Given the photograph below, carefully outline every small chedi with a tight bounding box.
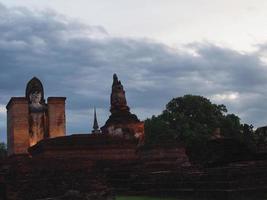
[101,74,144,142]
[6,77,66,155]
[92,107,101,134]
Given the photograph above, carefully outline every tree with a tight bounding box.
[163,95,228,139]
[221,114,241,137]
[144,95,245,162]
[144,115,177,146]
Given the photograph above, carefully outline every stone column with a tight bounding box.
[47,97,66,138]
[6,97,29,156]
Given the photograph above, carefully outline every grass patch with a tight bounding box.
[117,196,177,200]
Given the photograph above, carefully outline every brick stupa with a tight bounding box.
[101,74,144,142]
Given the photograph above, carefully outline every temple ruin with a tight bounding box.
[6,77,66,155]
[6,74,144,156]
[2,74,267,200]
[101,74,144,142]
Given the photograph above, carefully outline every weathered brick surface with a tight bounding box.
[3,135,140,200]
[6,96,66,156]
[6,98,29,156]
[3,135,267,199]
[28,134,139,161]
[47,97,66,138]
[4,155,112,200]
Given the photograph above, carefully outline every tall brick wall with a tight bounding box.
[47,97,66,138]
[6,96,66,156]
[6,98,29,156]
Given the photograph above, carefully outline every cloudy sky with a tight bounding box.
[1,0,267,142]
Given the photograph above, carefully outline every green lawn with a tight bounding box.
[117,196,177,200]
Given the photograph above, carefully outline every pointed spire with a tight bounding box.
[110,73,129,113]
[92,107,101,133]
[112,73,119,86]
[93,107,99,130]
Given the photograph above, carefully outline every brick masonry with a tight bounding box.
[47,97,66,138]
[6,96,66,156]
[6,98,29,155]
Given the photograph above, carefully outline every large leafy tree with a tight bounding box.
[144,95,245,160]
[145,115,177,145]
[162,95,228,141]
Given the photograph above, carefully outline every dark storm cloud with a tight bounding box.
[0,3,267,142]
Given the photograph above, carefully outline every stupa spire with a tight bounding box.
[100,74,144,144]
[92,107,101,133]
[110,73,129,114]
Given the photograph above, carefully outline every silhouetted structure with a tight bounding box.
[92,107,101,134]
[101,74,144,143]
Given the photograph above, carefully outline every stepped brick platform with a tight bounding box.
[102,160,267,199]
[3,155,113,200]
[93,143,267,199]
[28,134,139,161]
[1,135,190,200]
[3,134,140,200]
[2,135,267,199]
